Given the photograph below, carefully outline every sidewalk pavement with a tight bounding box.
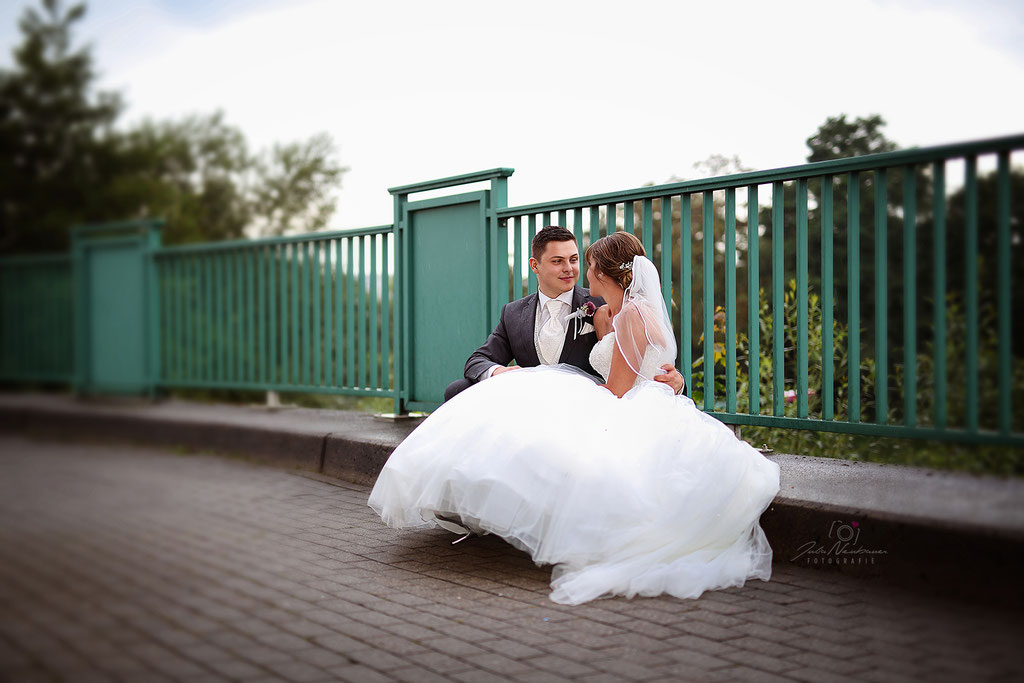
[2,391,1022,610]
[1,434,1021,683]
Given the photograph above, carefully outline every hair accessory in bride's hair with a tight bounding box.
[619,262,632,271]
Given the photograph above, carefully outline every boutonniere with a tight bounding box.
[567,301,598,340]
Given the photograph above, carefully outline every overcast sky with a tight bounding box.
[2,0,1022,229]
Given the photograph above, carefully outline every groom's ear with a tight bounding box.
[529,257,539,273]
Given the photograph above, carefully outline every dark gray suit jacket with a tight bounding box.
[464,286,605,382]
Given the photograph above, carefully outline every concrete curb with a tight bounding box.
[2,392,1021,608]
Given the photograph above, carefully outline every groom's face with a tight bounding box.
[530,239,580,297]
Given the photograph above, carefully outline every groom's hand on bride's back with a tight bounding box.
[655,364,685,395]
[492,366,521,376]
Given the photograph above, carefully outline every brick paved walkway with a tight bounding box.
[0,435,1020,683]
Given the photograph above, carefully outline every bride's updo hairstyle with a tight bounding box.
[585,232,646,290]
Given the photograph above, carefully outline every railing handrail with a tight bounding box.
[71,218,165,235]
[153,225,394,257]
[498,133,1024,217]
[0,253,72,266]
[388,168,514,196]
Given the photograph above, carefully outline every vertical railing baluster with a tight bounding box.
[346,238,355,388]
[216,252,226,385]
[247,248,255,384]
[233,251,240,383]
[257,247,266,387]
[875,169,888,424]
[358,236,367,388]
[335,239,344,387]
[681,195,692,394]
[796,178,809,419]
[558,210,567,228]
[300,241,311,386]
[197,255,205,382]
[604,203,615,237]
[231,250,239,383]
[821,176,834,420]
[933,162,946,430]
[268,246,277,386]
[370,235,379,390]
[323,241,334,386]
[184,257,193,382]
[624,200,634,236]
[382,234,391,391]
[158,260,168,382]
[747,185,760,415]
[996,151,1011,434]
[588,207,599,284]
[573,208,584,287]
[660,196,672,322]
[527,215,538,293]
[965,156,979,432]
[171,258,181,382]
[291,242,300,386]
[902,165,917,427]
[848,172,861,423]
[702,190,714,411]
[313,240,322,386]
[725,188,737,413]
[513,217,523,299]
[642,198,653,256]
[772,181,784,417]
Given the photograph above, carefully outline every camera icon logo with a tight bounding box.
[828,520,860,544]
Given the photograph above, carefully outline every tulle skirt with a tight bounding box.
[367,365,781,605]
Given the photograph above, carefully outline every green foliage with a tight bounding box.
[0,0,121,252]
[689,278,1024,476]
[806,114,899,162]
[0,0,347,254]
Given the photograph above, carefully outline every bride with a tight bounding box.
[368,232,781,606]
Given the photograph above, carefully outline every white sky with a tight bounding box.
[2,0,1022,230]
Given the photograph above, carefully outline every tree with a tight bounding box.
[102,113,253,244]
[806,114,898,162]
[251,133,347,237]
[0,0,121,252]
[0,0,347,254]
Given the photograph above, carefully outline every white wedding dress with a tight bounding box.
[368,258,781,606]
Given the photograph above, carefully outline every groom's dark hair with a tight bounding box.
[532,225,577,261]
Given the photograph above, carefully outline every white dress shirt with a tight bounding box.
[485,289,574,378]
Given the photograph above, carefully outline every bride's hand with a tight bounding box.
[492,366,521,376]
[593,304,613,339]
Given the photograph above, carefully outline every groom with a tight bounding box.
[444,226,685,401]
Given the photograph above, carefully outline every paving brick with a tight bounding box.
[327,664,395,683]
[1,436,1021,683]
[389,665,453,683]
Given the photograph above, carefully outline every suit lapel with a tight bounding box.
[557,287,586,363]
[518,293,541,367]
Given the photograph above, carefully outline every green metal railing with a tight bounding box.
[496,134,1024,446]
[153,226,394,397]
[0,254,74,382]
[1,134,1020,447]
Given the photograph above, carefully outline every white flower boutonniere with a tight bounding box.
[568,301,598,340]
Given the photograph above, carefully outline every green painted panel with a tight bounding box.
[87,244,147,392]
[406,193,488,406]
